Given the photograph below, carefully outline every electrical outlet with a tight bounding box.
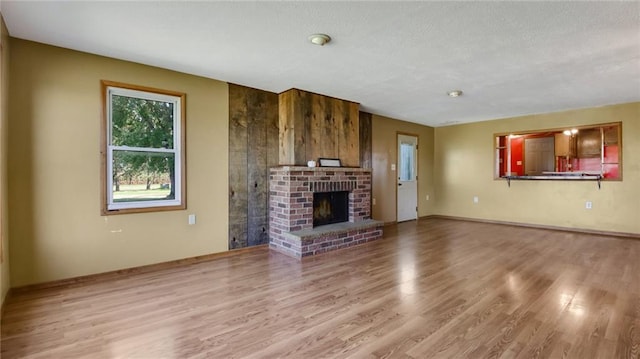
[426,195,430,201]
[372,198,376,206]
[473,196,479,204]
[188,214,196,225]
[585,201,592,209]
[391,164,396,171]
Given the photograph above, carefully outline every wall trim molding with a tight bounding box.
[10,245,269,294]
[422,215,640,239]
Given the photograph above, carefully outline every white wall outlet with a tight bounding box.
[585,201,592,209]
[188,214,196,225]
[391,164,396,171]
[372,198,376,206]
[473,196,479,204]
[426,195,430,201]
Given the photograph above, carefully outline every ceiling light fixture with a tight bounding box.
[447,90,463,98]
[308,33,331,46]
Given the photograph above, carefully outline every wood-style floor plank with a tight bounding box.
[2,218,640,358]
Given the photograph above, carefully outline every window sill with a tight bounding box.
[102,204,186,216]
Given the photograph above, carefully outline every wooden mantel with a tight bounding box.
[278,89,360,167]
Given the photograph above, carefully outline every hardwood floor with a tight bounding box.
[2,218,639,358]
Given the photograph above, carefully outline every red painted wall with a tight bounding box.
[604,145,619,178]
[510,137,524,176]
[570,145,619,179]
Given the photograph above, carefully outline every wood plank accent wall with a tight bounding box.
[228,84,279,249]
[279,89,360,167]
[359,112,373,169]
[230,86,371,249]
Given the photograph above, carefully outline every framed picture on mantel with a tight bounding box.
[318,158,341,167]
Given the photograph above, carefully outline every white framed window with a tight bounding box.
[101,81,186,215]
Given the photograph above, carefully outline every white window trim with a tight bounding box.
[102,81,186,214]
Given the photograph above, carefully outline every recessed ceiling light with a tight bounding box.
[308,34,331,46]
[447,90,463,98]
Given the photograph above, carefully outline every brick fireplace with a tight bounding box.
[269,166,383,258]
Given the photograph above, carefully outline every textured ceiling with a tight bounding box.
[2,1,639,127]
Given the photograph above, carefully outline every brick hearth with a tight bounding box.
[269,166,383,258]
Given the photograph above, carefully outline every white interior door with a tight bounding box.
[397,134,418,222]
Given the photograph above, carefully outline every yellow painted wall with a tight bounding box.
[5,37,638,291]
[8,39,229,287]
[371,114,435,223]
[1,15,10,306]
[433,102,640,235]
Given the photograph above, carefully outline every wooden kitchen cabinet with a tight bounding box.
[577,128,601,158]
[554,133,571,157]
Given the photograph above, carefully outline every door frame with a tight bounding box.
[396,131,419,223]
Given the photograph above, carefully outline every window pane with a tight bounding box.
[112,150,175,203]
[400,143,414,181]
[111,95,174,149]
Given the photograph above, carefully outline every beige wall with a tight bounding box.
[5,38,638,291]
[8,39,229,287]
[1,15,10,307]
[433,102,640,235]
[371,114,435,223]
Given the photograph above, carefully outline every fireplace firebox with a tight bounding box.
[313,191,349,227]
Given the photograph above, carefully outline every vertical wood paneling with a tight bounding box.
[296,91,309,165]
[298,90,311,164]
[330,97,343,162]
[266,92,280,168]
[278,90,295,165]
[349,103,361,166]
[336,100,348,165]
[229,84,278,248]
[236,86,368,249]
[228,84,249,249]
[339,101,359,167]
[305,92,317,163]
[308,92,338,163]
[359,112,373,169]
[279,89,309,165]
[279,88,360,166]
[246,91,268,246]
[265,90,280,245]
